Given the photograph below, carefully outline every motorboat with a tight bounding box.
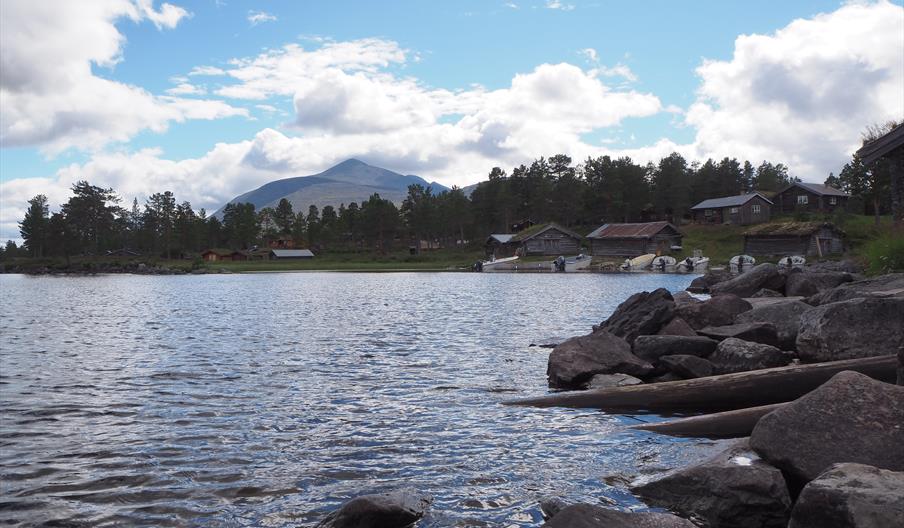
[730,255,756,274]
[677,256,710,273]
[474,255,519,272]
[620,253,656,272]
[651,255,677,273]
[777,255,806,270]
[552,254,593,272]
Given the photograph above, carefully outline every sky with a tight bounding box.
[1,0,903,242]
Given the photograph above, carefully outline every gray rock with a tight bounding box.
[710,263,786,298]
[750,371,904,484]
[898,347,904,386]
[789,463,904,528]
[699,322,780,347]
[672,291,701,307]
[807,259,865,274]
[597,288,676,344]
[785,270,854,298]
[709,338,791,374]
[656,317,698,337]
[677,294,753,330]
[648,372,683,383]
[735,300,812,350]
[543,503,695,527]
[632,335,719,362]
[538,497,568,520]
[660,354,714,379]
[633,439,791,528]
[807,273,904,305]
[316,489,432,528]
[586,373,644,389]
[796,297,904,362]
[687,275,709,293]
[547,332,653,389]
[687,269,732,293]
[752,288,783,298]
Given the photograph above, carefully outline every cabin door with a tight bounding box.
[544,239,560,253]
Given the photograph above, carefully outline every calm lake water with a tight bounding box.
[0,272,723,527]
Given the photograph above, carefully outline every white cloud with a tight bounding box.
[545,1,575,11]
[166,82,207,96]
[505,2,519,9]
[247,10,276,26]
[0,0,246,154]
[189,66,227,76]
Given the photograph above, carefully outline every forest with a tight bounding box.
[6,149,891,260]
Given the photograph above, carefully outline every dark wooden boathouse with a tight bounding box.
[691,193,772,225]
[586,222,683,258]
[511,223,583,256]
[743,222,844,257]
[774,182,849,214]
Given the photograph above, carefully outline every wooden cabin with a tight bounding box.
[485,234,518,258]
[691,193,772,225]
[586,222,683,257]
[201,249,247,262]
[268,238,295,249]
[775,182,849,214]
[511,223,583,256]
[743,222,844,257]
[857,123,904,226]
[269,249,314,260]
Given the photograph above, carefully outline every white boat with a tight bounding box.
[552,254,593,272]
[651,255,677,273]
[620,253,656,272]
[677,256,710,273]
[475,255,519,272]
[778,255,806,270]
[730,255,756,274]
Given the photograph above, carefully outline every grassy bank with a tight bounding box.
[210,248,484,272]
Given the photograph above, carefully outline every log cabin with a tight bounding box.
[743,222,844,257]
[774,182,849,214]
[690,193,772,225]
[485,234,517,258]
[511,223,583,256]
[201,249,248,262]
[586,222,683,258]
[856,123,904,226]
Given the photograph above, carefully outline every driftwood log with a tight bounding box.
[631,403,786,439]
[503,355,897,413]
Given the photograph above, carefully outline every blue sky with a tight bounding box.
[1,0,903,241]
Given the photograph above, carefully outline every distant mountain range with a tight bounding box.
[215,159,450,216]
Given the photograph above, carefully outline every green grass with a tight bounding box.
[677,224,747,265]
[206,248,485,272]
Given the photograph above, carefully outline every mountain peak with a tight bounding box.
[333,158,369,169]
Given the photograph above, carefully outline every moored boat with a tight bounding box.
[552,254,593,272]
[677,256,710,273]
[474,255,519,272]
[650,255,677,273]
[777,255,806,270]
[729,255,756,274]
[620,253,656,272]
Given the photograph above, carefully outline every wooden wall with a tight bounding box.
[744,230,843,256]
[776,187,848,214]
[522,228,581,255]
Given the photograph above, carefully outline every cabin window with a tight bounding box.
[797,195,808,205]
[729,207,739,214]
[829,196,837,205]
[752,204,761,214]
[704,209,714,217]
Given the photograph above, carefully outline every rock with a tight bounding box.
[735,300,812,350]
[789,463,904,528]
[752,288,783,298]
[709,338,791,374]
[898,347,904,386]
[597,288,675,344]
[538,497,568,520]
[687,269,732,293]
[315,489,432,528]
[796,297,904,362]
[686,275,709,293]
[698,323,780,347]
[586,373,644,389]
[676,294,753,330]
[785,271,854,298]
[633,439,791,528]
[808,273,904,305]
[656,317,697,337]
[543,503,695,528]
[672,291,701,307]
[632,335,719,363]
[750,371,904,484]
[547,332,653,389]
[648,372,683,383]
[710,263,786,298]
[659,354,714,379]
[807,259,864,274]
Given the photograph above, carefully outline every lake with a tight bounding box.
[0,272,723,527]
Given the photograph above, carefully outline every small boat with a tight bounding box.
[651,255,677,273]
[777,255,806,270]
[677,256,710,273]
[730,255,756,274]
[620,253,656,272]
[474,255,519,272]
[552,254,593,272]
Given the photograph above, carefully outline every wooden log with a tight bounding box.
[631,403,786,439]
[503,355,897,413]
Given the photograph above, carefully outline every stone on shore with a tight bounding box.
[672,291,700,307]
[315,489,432,528]
[734,300,811,350]
[538,497,568,520]
[710,263,785,298]
[789,463,904,528]
[807,273,904,305]
[659,354,714,379]
[796,297,904,362]
[784,270,854,298]
[676,294,753,330]
[543,503,695,528]
[632,335,718,363]
[586,373,643,389]
[750,371,904,484]
[698,322,780,348]
[596,288,675,344]
[547,332,653,389]
[806,259,864,274]
[708,338,791,374]
[656,317,697,337]
[686,269,731,294]
[752,288,783,298]
[633,439,791,528]
[898,347,904,386]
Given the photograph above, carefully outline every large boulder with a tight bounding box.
[686,269,731,294]
[710,263,785,298]
[543,503,695,528]
[784,270,854,298]
[789,463,904,528]
[750,371,904,484]
[632,335,718,362]
[633,439,791,528]
[807,273,904,305]
[898,347,904,386]
[676,294,753,330]
[656,317,697,337]
[586,372,643,389]
[807,259,864,274]
[735,300,812,350]
[752,288,784,298]
[547,332,653,389]
[659,354,714,379]
[672,291,701,307]
[709,338,791,374]
[698,322,780,347]
[315,489,432,528]
[796,297,904,362]
[596,288,675,344]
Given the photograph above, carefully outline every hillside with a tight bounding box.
[215,159,448,216]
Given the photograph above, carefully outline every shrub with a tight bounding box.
[864,231,904,274]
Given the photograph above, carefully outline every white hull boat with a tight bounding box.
[730,255,756,274]
[552,254,593,272]
[778,255,806,270]
[621,253,656,272]
[677,256,710,273]
[651,256,677,273]
[475,255,519,272]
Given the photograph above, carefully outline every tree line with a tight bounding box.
[9,148,885,260]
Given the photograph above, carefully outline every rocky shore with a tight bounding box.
[1,261,230,276]
[313,263,904,527]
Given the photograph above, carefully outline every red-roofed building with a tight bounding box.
[585,221,683,257]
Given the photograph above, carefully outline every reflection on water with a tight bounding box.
[0,272,722,526]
